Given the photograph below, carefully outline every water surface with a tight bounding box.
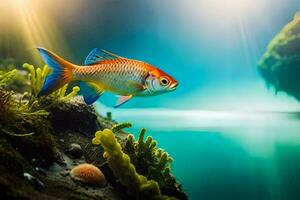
[96,105,300,200]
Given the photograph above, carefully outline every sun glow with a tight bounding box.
[173,0,267,36]
[0,0,70,63]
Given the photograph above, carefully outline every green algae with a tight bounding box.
[22,63,80,108]
[0,67,55,167]
[258,12,300,100]
[121,128,187,199]
[92,126,177,200]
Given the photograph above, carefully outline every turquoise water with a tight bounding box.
[96,105,300,200]
[144,129,300,200]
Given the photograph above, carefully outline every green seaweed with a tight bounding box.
[0,62,83,168]
[92,126,177,200]
[0,69,17,87]
[0,69,56,167]
[0,69,48,134]
[22,63,80,107]
[121,129,187,199]
[111,122,132,133]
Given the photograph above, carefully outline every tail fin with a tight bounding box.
[37,47,75,96]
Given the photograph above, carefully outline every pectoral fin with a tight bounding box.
[114,95,133,108]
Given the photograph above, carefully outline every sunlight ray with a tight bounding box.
[0,0,70,63]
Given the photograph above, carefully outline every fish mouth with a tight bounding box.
[170,82,178,90]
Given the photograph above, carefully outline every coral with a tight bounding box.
[111,122,132,133]
[22,63,80,106]
[92,127,176,200]
[121,129,187,199]
[258,12,300,100]
[70,163,106,186]
[23,63,50,97]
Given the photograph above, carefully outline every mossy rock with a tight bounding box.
[3,130,57,168]
[0,138,25,175]
[258,12,300,100]
[49,97,102,137]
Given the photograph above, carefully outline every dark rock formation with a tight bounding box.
[0,96,124,200]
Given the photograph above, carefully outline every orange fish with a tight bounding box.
[37,48,178,107]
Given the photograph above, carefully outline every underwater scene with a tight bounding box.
[1,0,300,199]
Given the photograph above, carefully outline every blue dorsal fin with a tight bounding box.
[79,82,104,104]
[84,48,123,65]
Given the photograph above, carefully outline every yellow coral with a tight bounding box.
[23,63,50,97]
[92,127,176,200]
[22,63,80,102]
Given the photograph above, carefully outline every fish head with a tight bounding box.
[144,68,178,95]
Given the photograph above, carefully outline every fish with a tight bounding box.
[37,47,178,107]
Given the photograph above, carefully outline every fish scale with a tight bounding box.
[74,59,149,94]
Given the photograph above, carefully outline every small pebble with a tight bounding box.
[65,143,83,158]
[35,167,47,176]
[60,170,69,177]
[23,172,44,189]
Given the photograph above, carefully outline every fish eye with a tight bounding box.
[160,77,169,86]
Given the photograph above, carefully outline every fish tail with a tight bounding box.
[37,47,76,96]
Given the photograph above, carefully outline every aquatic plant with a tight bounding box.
[0,69,48,134]
[23,63,50,97]
[92,126,176,200]
[0,69,17,87]
[22,63,80,105]
[258,12,300,100]
[0,69,56,166]
[121,129,187,199]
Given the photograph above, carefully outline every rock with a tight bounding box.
[65,143,83,159]
[50,97,102,137]
[70,163,106,187]
[258,12,300,100]
[54,151,67,166]
[0,92,124,199]
[60,170,69,177]
[23,172,44,189]
[34,167,46,176]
